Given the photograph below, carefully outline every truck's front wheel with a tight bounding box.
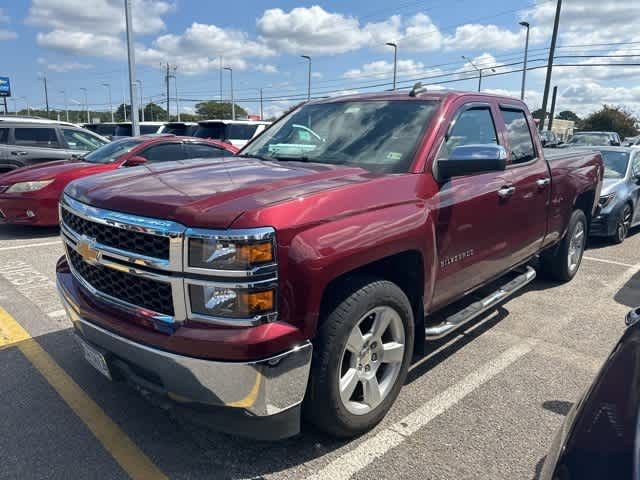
[305,276,414,438]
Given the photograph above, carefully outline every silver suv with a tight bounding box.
[0,118,108,173]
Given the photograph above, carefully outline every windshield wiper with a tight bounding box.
[271,156,311,162]
[235,153,276,162]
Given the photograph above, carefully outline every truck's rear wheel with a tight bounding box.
[305,276,414,438]
[540,209,587,282]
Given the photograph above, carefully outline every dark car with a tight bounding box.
[0,119,108,173]
[82,122,118,139]
[586,147,640,243]
[565,131,622,147]
[540,130,561,148]
[540,306,640,480]
[159,122,197,136]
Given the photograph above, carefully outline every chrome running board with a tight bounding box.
[424,266,536,340]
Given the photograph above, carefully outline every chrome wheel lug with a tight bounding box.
[371,341,378,349]
[364,365,371,372]
[371,353,377,361]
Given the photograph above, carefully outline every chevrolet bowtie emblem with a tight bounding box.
[77,238,101,265]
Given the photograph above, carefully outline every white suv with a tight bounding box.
[193,120,270,148]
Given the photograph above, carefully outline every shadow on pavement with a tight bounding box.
[614,270,640,308]
[0,224,60,241]
[586,226,640,251]
[542,400,573,416]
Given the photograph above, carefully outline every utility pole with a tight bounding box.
[519,21,530,100]
[301,55,311,101]
[136,79,144,122]
[219,56,223,106]
[462,56,494,92]
[165,63,171,121]
[102,83,114,122]
[60,90,68,122]
[548,86,558,131]
[122,90,128,121]
[42,75,50,117]
[386,42,398,90]
[172,66,180,121]
[124,0,139,136]
[224,67,234,120]
[539,0,562,131]
[260,88,263,120]
[80,87,89,123]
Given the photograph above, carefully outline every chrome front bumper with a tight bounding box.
[58,291,313,419]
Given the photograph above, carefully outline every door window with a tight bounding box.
[0,128,8,144]
[228,124,259,140]
[632,151,640,177]
[185,143,227,159]
[438,107,497,160]
[500,109,536,164]
[14,128,59,147]
[140,143,185,162]
[62,129,105,151]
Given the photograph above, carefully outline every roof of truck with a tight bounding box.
[309,89,526,105]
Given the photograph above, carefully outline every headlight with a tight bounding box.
[599,192,616,208]
[188,284,276,319]
[186,228,276,271]
[5,180,54,193]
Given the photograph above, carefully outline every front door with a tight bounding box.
[431,103,517,308]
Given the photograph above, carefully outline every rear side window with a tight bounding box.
[501,109,536,164]
[438,107,497,160]
[229,124,259,140]
[140,143,185,163]
[0,128,8,144]
[14,128,59,147]
[185,143,227,159]
[193,123,226,140]
[140,125,160,135]
[62,129,105,151]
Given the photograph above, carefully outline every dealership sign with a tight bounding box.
[0,77,11,97]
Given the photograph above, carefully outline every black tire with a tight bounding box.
[304,275,415,438]
[540,209,587,282]
[610,203,633,244]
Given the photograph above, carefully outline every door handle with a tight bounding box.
[497,186,516,199]
[536,178,551,188]
[10,151,28,156]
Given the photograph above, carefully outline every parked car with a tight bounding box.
[581,147,640,243]
[56,89,602,440]
[193,119,270,148]
[540,130,561,147]
[159,122,198,136]
[623,135,639,147]
[0,136,237,226]
[565,131,622,147]
[540,306,640,480]
[112,122,165,139]
[0,119,108,173]
[81,122,119,140]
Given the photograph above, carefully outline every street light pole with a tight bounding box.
[124,0,140,136]
[136,79,144,122]
[386,42,397,90]
[519,21,530,101]
[260,88,263,120]
[41,74,49,117]
[301,55,311,101]
[80,87,89,123]
[224,67,234,120]
[461,56,495,92]
[60,90,68,122]
[102,83,114,122]
[172,67,180,122]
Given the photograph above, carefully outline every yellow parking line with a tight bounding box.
[0,307,168,480]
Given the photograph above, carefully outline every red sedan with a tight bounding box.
[0,135,238,226]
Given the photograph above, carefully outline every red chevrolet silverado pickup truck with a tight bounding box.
[56,89,603,440]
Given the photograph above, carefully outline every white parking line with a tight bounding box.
[0,240,61,252]
[47,310,67,318]
[583,256,636,268]
[306,341,536,480]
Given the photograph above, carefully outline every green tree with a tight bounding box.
[143,102,167,121]
[195,101,247,119]
[581,105,639,138]
[556,110,580,123]
[114,103,131,122]
[531,108,548,123]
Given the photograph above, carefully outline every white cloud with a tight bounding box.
[37,57,93,72]
[344,59,429,80]
[311,72,323,79]
[443,24,524,51]
[0,8,9,23]
[254,64,278,74]
[0,29,17,41]
[36,30,124,58]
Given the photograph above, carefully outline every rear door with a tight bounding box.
[431,101,518,307]
[11,126,69,166]
[630,151,640,225]
[499,105,550,263]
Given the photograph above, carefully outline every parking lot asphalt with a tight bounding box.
[0,224,638,480]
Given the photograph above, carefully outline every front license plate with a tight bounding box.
[76,336,112,380]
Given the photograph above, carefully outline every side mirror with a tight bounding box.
[435,144,507,180]
[125,156,147,167]
[611,140,621,146]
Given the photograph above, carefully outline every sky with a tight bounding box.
[1,0,639,120]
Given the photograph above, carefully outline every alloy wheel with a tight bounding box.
[567,220,585,274]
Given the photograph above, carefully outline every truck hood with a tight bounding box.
[65,157,377,228]
[0,159,111,184]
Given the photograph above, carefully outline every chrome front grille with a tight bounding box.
[59,193,278,331]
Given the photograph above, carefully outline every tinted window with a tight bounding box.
[185,143,227,159]
[62,129,106,151]
[567,133,610,146]
[193,123,226,140]
[0,128,8,144]
[438,107,497,160]
[632,152,640,176]
[501,109,536,164]
[601,151,630,179]
[229,124,259,140]
[84,138,144,164]
[14,127,59,147]
[115,125,132,137]
[163,124,196,136]
[140,125,160,135]
[92,124,117,136]
[243,100,439,174]
[140,143,185,162]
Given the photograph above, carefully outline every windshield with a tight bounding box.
[568,134,610,146]
[601,150,630,179]
[240,100,439,173]
[89,124,117,137]
[194,123,227,140]
[83,138,144,164]
[163,124,195,136]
